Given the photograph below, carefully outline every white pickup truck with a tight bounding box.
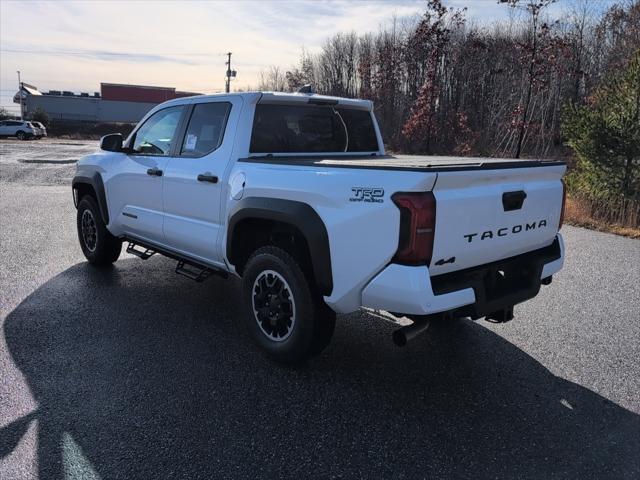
[72,91,566,363]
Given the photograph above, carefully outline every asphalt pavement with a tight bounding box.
[0,139,96,188]
[1,139,639,479]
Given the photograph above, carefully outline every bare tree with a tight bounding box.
[257,66,287,92]
[271,0,637,158]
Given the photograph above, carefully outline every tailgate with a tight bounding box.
[429,164,566,276]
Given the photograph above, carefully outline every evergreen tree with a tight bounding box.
[563,50,640,199]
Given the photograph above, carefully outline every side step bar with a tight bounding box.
[175,261,213,283]
[124,238,228,283]
[126,242,156,260]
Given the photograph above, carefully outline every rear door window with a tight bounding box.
[250,104,378,154]
[180,102,231,157]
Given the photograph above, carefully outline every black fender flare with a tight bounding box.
[72,172,110,225]
[227,197,333,295]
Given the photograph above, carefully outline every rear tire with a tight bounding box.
[241,246,335,363]
[77,196,121,265]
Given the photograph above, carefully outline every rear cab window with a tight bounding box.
[250,104,378,154]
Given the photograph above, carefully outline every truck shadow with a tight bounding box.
[2,258,639,479]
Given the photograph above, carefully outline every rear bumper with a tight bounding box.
[361,234,564,317]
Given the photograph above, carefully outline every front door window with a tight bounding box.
[131,106,184,156]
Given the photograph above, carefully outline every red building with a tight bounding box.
[20,82,203,123]
[100,83,201,103]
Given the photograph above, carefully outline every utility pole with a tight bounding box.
[17,70,23,120]
[225,52,236,93]
[225,52,231,93]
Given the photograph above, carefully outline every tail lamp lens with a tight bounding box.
[392,191,436,265]
[559,179,567,230]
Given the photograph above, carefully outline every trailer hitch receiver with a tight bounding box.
[485,306,514,323]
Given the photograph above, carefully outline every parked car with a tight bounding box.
[30,121,47,139]
[0,120,37,140]
[72,91,566,363]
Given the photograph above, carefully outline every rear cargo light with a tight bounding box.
[392,191,436,265]
[559,179,567,230]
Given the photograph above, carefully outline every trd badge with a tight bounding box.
[350,187,384,203]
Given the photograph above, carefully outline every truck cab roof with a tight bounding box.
[158,91,373,111]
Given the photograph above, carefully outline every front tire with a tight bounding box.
[76,196,121,265]
[241,246,335,363]
[16,131,26,140]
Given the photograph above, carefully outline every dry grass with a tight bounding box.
[564,195,640,239]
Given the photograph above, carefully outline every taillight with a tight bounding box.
[392,191,436,265]
[559,179,567,230]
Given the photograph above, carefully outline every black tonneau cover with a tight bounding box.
[239,154,565,172]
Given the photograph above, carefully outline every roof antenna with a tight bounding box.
[297,84,314,94]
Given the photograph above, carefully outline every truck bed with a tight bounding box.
[239,154,565,172]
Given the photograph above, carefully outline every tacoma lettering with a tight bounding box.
[464,220,548,243]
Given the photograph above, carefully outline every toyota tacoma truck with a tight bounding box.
[72,91,566,363]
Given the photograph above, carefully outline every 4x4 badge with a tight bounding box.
[434,257,456,266]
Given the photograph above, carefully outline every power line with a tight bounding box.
[1,48,227,57]
[1,82,226,91]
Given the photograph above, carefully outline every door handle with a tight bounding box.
[197,174,218,183]
[147,168,163,177]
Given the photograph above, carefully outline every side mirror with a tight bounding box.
[100,133,123,152]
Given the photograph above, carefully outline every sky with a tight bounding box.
[0,0,620,114]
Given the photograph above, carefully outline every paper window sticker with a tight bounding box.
[185,134,198,150]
